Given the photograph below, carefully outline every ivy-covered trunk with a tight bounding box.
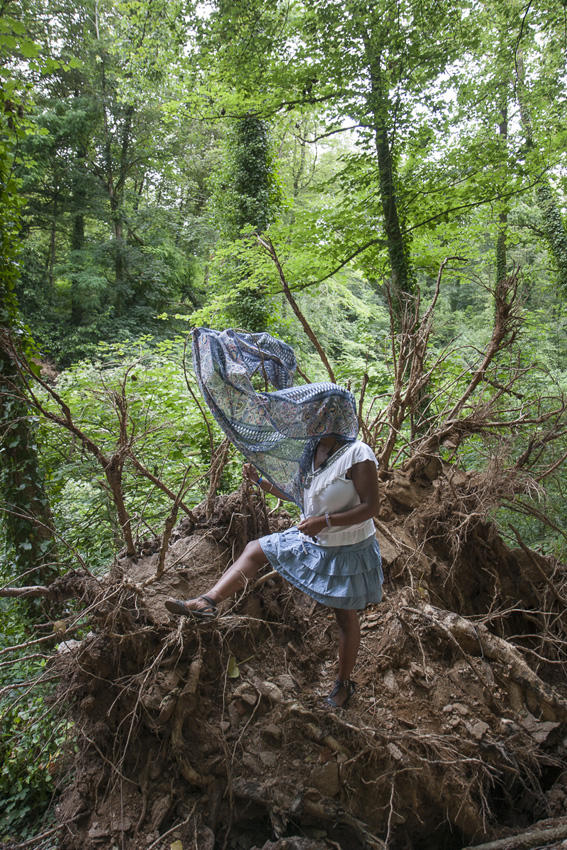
[364,34,415,322]
[0,352,58,586]
[226,115,277,332]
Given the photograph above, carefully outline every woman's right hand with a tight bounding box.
[243,463,259,484]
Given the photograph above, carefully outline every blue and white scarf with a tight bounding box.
[192,328,358,505]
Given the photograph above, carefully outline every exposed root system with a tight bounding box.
[22,475,567,850]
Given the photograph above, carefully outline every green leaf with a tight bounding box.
[19,40,39,59]
[227,655,240,679]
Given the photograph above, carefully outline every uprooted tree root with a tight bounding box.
[8,473,567,850]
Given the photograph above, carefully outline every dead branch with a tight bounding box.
[206,437,232,518]
[388,270,547,481]
[156,466,194,579]
[444,271,524,422]
[6,814,85,850]
[0,626,80,657]
[376,258,465,469]
[1,497,92,575]
[503,499,567,543]
[1,332,217,558]
[128,453,197,520]
[407,273,567,484]
[509,525,566,606]
[256,234,336,382]
[0,584,57,598]
[0,673,58,698]
[0,652,52,670]
[156,504,180,581]
[145,802,199,850]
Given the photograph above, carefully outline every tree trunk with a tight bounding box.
[47,194,58,287]
[516,49,567,291]
[496,104,508,285]
[70,133,87,325]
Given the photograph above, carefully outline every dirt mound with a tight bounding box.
[49,474,567,850]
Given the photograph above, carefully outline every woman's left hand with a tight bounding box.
[242,462,259,484]
[297,515,327,538]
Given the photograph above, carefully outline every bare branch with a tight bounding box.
[0,585,56,598]
[128,453,197,520]
[256,234,336,382]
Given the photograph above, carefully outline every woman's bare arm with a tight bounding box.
[243,463,293,502]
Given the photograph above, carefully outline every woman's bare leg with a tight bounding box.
[178,540,269,610]
[331,608,360,706]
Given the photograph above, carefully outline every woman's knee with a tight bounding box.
[243,539,268,566]
[334,607,359,629]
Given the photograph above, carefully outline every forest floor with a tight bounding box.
[18,468,567,850]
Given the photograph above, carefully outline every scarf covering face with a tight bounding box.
[192,328,358,505]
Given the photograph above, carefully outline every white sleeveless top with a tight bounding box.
[300,441,379,547]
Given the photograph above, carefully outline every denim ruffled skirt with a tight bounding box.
[258,527,383,610]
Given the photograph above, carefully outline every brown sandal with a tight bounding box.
[165,595,218,620]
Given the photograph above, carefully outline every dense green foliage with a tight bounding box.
[3,0,567,838]
[0,15,58,586]
[0,604,66,839]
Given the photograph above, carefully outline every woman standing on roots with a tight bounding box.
[165,329,383,709]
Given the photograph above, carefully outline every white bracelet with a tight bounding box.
[325,512,332,527]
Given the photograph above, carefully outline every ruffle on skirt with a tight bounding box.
[258,527,383,610]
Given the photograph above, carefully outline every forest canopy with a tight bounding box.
[3,0,567,847]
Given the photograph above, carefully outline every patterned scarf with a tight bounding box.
[192,328,358,505]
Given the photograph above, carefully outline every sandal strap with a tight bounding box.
[199,595,218,610]
[325,678,356,708]
[330,678,355,699]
